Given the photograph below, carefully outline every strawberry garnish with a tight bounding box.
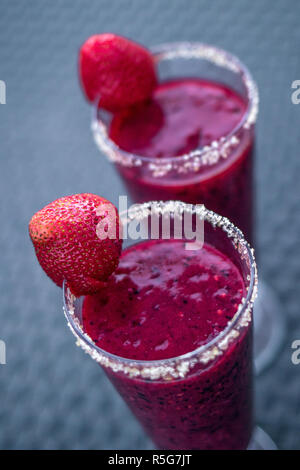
[79,34,157,111]
[29,193,122,296]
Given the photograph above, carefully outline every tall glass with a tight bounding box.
[92,43,285,373]
[92,42,258,245]
[64,201,257,450]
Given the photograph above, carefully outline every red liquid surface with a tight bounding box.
[83,240,253,449]
[109,79,254,243]
[83,240,245,360]
[110,79,246,158]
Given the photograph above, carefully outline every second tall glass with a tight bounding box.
[93,42,257,244]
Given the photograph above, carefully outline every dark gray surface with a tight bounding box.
[0,0,299,450]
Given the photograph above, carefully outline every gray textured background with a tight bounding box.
[0,0,299,450]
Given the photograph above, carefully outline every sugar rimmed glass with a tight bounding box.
[64,201,258,450]
[92,42,258,244]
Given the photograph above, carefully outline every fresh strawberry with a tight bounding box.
[79,33,157,111]
[29,193,122,296]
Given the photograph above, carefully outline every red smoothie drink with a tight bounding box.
[82,239,252,449]
[63,201,257,450]
[109,78,253,242]
[93,43,258,244]
[109,79,246,159]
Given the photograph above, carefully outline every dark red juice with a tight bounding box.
[109,79,254,243]
[82,240,253,449]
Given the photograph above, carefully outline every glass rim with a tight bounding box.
[63,201,258,381]
[91,41,259,175]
